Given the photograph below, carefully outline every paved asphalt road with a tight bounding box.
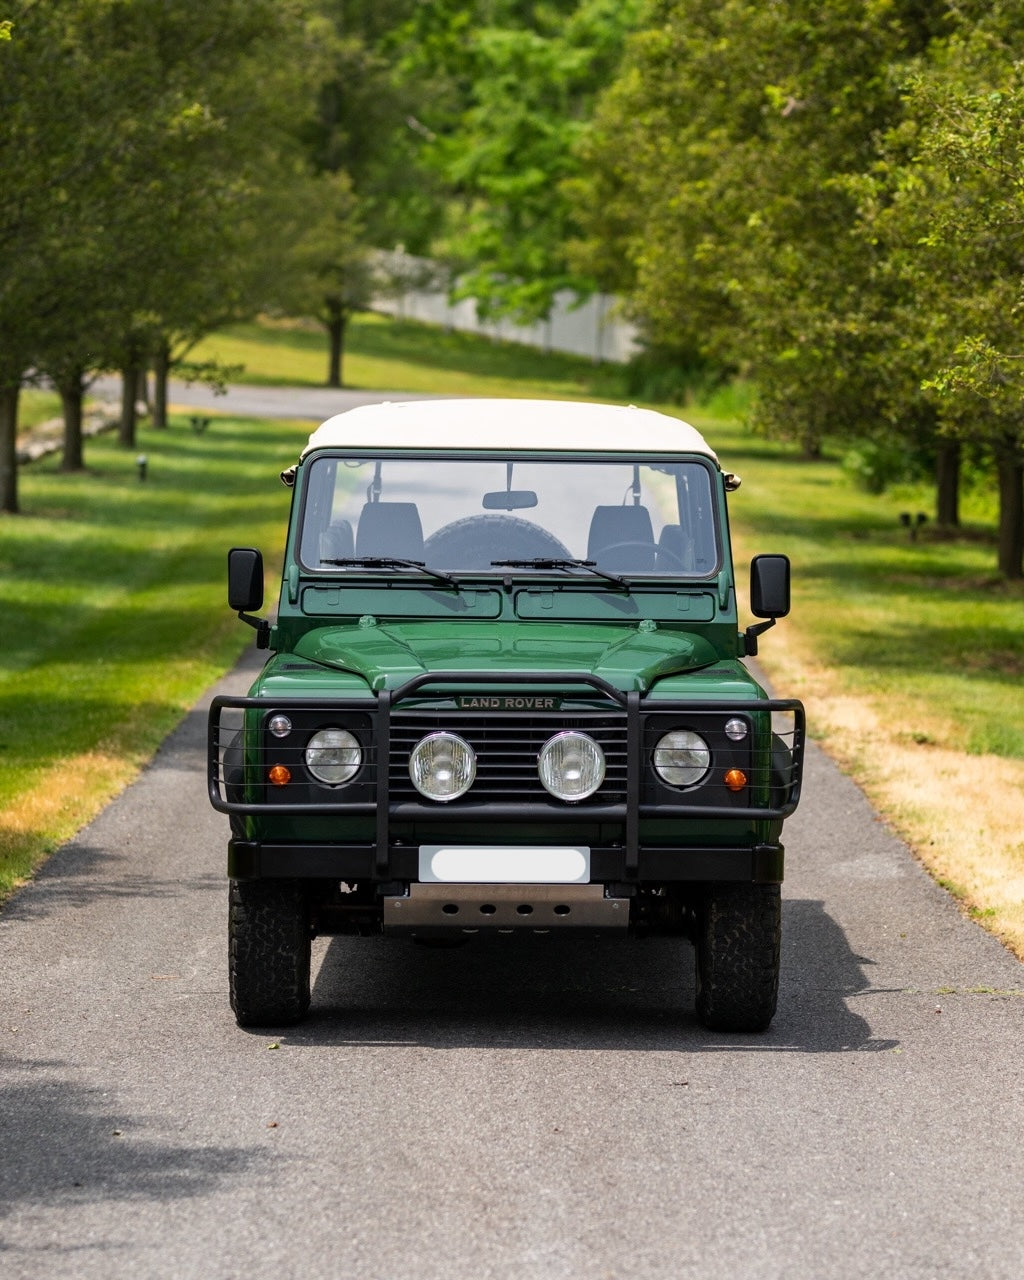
[89,374,438,421]
[3,385,1023,1277]
[3,649,1023,1279]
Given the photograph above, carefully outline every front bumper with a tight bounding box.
[227,836,785,884]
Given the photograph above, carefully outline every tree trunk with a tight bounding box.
[119,359,140,448]
[799,430,822,461]
[325,298,346,388]
[935,439,960,528]
[153,341,170,430]
[996,450,1023,580]
[58,367,86,472]
[0,381,19,515]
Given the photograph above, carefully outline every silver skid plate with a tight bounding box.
[383,883,629,934]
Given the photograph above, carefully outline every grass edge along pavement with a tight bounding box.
[755,618,1024,962]
[0,412,308,900]
[704,412,1024,963]
[4,315,1023,964]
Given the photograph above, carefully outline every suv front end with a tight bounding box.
[208,400,805,1031]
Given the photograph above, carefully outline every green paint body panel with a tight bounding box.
[288,619,722,693]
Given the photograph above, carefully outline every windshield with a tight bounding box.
[298,455,719,577]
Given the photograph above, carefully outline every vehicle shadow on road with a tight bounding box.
[287,897,898,1054]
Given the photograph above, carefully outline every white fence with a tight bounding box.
[372,250,639,365]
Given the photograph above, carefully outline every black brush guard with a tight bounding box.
[209,670,804,885]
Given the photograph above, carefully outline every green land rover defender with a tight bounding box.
[208,399,805,1031]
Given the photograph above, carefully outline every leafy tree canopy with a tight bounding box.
[391,0,643,321]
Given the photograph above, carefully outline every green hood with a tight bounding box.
[292,620,719,693]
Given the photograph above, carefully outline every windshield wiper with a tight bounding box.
[491,558,630,593]
[322,556,460,590]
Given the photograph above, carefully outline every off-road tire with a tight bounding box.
[229,878,311,1027]
[424,514,570,569]
[694,883,780,1032]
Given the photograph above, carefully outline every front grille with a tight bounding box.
[389,710,628,804]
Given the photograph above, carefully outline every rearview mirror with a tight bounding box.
[750,554,791,619]
[482,490,538,511]
[228,547,264,613]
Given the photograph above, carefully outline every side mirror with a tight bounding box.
[750,554,790,619]
[744,555,791,656]
[228,547,264,613]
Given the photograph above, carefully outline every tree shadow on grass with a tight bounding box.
[738,501,1001,557]
[262,897,898,1056]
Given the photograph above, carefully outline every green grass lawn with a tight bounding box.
[690,420,1022,760]
[0,414,308,895]
[188,313,632,401]
[4,314,1021,933]
[16,388,63,433]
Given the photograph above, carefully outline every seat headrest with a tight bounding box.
[355,502,424,559]
[587,505,656,570]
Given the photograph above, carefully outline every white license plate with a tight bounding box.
[418,846,591,885]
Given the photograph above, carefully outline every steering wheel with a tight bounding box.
[591,540,659,567]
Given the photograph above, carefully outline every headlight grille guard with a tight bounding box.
[208,671,805,878]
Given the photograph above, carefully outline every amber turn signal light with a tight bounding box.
[268,764,291,787]
[723,768,747,792]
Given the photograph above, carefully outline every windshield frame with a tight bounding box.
[293,448,724,583]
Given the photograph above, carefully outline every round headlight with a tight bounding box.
[409,732,476,802]
[305,727,361,785]
[538,732,605,801]
[653,729,711,788]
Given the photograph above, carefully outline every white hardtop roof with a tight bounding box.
[301,398,718,462]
